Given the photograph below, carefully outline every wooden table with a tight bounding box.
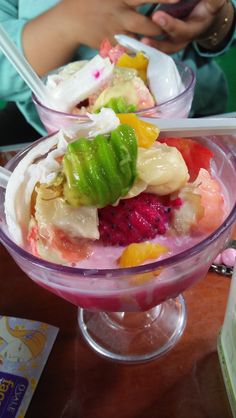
[0,241,233,418]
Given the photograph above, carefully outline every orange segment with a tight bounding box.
[117,52,148,81]
[118,242,168,268]
[118,114,160,148]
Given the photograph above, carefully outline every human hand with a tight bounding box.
[141,0,235,53]
[61,0,162,49]
[23,0,161,76]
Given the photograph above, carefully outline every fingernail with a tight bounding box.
[153,15,167,27]
[158,17,167,27]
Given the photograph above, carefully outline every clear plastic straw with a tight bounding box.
[0,25,55,107]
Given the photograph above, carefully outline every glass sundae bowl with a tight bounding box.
[33,60,195,134]
[0,129,235,364]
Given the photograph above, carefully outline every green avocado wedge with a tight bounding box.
[63,124,137,208]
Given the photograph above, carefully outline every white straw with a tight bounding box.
[0,25,55,107]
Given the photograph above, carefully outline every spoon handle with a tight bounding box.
[0,25,52,106]
[141,117,236,138]
[0,166,11,189]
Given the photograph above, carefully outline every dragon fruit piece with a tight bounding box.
[98,192,170,246]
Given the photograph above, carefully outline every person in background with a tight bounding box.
[141,0,236,117]
[0,0,235,145]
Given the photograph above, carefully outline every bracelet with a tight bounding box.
[197,0,235,50]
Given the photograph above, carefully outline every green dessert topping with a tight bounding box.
[63,124,137,208]
[96,96,136,114]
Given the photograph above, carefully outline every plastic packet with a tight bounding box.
[0,316,58,418]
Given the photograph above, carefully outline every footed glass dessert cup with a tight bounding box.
[33,61,195,134]
[0,134,235,364]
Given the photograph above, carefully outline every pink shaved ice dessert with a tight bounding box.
[4,111,227,271]
[42,38,190,119]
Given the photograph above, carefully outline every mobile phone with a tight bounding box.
[145,0,201,19]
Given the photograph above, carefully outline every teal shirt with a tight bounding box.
[0,0,235,136]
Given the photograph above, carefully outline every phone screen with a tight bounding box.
[145,0,200,19]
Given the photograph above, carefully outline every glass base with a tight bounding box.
[78,295,187,363]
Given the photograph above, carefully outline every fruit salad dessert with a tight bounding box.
[5,109,227,272]
[45,38,183,116]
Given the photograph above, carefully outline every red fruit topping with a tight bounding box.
[169,197,183,208]
[159,137,214,181]
[27,221,91,263]
[27,223,40,257]
[99,38,112,57]
[50,228,92,263]
[98,193,170,246]
[99,38,126,63]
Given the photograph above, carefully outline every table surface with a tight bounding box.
[0,241,233,418]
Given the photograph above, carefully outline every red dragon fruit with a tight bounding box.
[98,193,171,246]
